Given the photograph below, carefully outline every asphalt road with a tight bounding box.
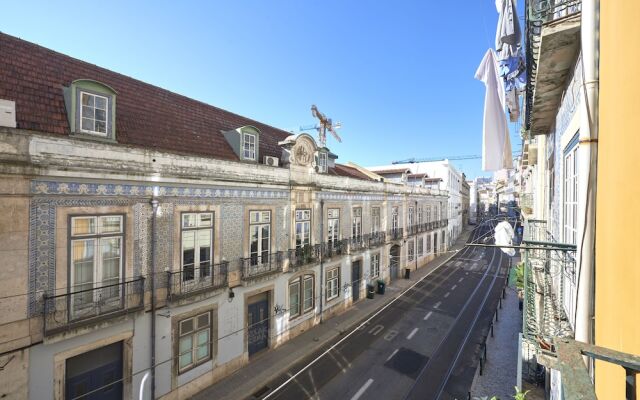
[255,221,509,400]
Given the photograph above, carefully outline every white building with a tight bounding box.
[367,160,464,247]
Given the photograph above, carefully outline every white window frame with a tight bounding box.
[289,274,315,319]
[243,132,257,160]
[178,311,212,373]
[327,209,340,247]
[79,91,109,136]
[352,207,362,239]
[417,207,423,226]
[69,215,124,313]
[563,146,579,244]
[417,236,424,257]
[326,267,340,301]
[391,207,399,231]
[370,253,380,278]
[318,152,328,173]
[249,211,271,265]
[426,205,432,222]
[408,240,415,262]
[295,209,311,248]
[371,207,380,233]
[408,207,414,228]
[181,213,213,282]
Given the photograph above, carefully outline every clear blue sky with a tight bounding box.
[1,0,523,179]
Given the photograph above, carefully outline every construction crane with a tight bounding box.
[392,152,521,164]
[299,105,342,148]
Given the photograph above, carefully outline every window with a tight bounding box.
[408,207,414,228]
[370,253,380,278]
[243,132,256,160]
[249,211,271,265]
[408,240,415,262]
[326,267,340,301]
[295,209,311,248]
[563,144,579,244]
[391,207,399,231]
[182,213,213,281]
[178,312,211,373]
[426,205,432,222]
[417,236,424,257]
[327,209,340,247]
[352,207,362,239]
[318,152,328,173]
[371,207,380,233]
[79,91,108,136]
[289,275,314,318]
[417,207,423,226]
[70,215,123,309]
[426,233,432,253]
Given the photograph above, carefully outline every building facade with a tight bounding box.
[0,33,450,399]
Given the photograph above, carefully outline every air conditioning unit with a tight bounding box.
[264,156,279,167]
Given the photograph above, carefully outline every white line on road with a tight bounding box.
[434,301,442,309]
[423,311,433,321]
[351,378,374,400]
[407,328,419,340]
[451,285,457,290]
[444,292,450,298]
[458,277,464,282]
[386,348,399,361]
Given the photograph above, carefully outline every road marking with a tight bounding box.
[351,378,374,400]
[444,292,450,298]
[386,348,399,361]
[451,284,457,290]
[423,311,433,321]
[458,277,464,283]
[383,330,398,341]
[434,301,442,309]
[368,324,384,336]
[262,243,463,399]
[407,328,419,340]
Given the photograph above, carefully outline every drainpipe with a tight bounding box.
[576,0,599,352]
[150,190,158,399]
[415,200,418,271]
[319,200,325,323]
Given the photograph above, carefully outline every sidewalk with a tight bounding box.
[193,226,474,400]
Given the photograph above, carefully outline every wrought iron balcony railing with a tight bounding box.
[241,252,283,279]
[349,235,365,252]
[42,277,145,336]
[388,227,403,241]
[323,239,348,258]
[167,262,228,300]
[367,231,386,248]
[288,245,321,269]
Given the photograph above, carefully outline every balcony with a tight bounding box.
[43,277,145,336]
[520,193,534,216]
[241,252,284,280]
[406,224,417,235]
[525,0,582,135]
[287,245,320,270]
[167,262,228,301]
[521,220,578,383]
[349,235,366,252]
[388,227,404,241]
[323,239,348,258]
[367,231,386,248]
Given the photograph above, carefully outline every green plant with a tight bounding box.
[513,387,529,400]
[514,262,525,289]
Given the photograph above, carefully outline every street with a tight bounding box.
[255,221,509,400]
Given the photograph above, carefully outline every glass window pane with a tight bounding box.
[94,96,106,109]
[199,213,212,227]
[180,319,194,334]
[99,216,122,234]
[179,336,193,369]
[95,108,106,122]
[81,93,94,107]
[81,118,93,131]
[196,330,209,360]
[303,277,313,311]
[100,237,121,281]
[81,105,94,119]
[289,281,300,316]
[182,214,197,228]
[72,239,95,287]
[197,313,210,328]
[72,217,96,236]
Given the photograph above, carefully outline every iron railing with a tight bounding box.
[323,239,348,258]
[241,252,283,279]
[521,219,578,383]
[525,0,582,129]
[388,227,404,241]
[42,277,145,336]
[367,231,386,248]
[288,245,321,269]
[167,262,228,300]
[349,235,366,252]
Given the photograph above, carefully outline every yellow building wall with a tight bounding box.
[595,1,640,398]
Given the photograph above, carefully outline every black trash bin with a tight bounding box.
[377,280,386,295]
[366,284,375,299]
[404,268,411,279]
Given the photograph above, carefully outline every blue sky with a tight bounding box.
[1,1,523,179]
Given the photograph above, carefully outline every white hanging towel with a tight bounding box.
[494,220,516,256]
[495,0,521,60]
[475,49,513,171]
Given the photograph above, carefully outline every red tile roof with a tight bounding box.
[370,168,410,175]
[0,32,291,161]
[329,164,373,181]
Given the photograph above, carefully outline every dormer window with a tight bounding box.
[80,92,108,135]
[318,152,328,173]
[243,132,256,160]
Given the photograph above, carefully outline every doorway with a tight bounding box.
[248,292,269,356]
[352,260,361,302]
[65,341,123,400]
[389,245,400,280]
